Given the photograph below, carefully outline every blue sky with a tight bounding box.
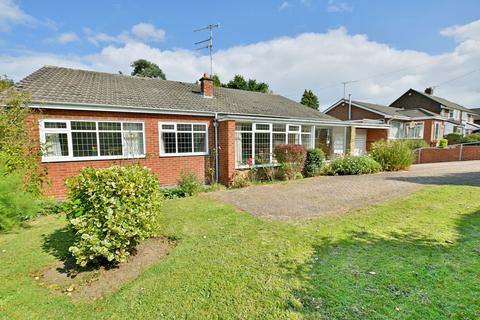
[1,0,480,107]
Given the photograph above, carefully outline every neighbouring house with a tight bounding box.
[471,108,480,126]
[17,66,366,198]
[324,98,447,152]
[390,88,480,135]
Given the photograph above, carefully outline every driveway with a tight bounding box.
[207,161,480,219]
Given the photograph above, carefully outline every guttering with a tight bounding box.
[217,114,346,127]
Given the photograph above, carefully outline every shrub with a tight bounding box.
[325,156,381,176]
[303,148,325,177]
[160,186,185,199]
[178,169,202,196]
[0,163,40,231]
[446,132,462,145]
[462,133,480,144]
[370,140,415,171]
[438,138,448,148]
[66,165,163,267]
[273,144,307,180]
[230,171,251,188]
[398,139,429,150]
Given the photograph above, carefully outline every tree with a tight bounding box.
[300,89,319,109]
[226,74,269,93]
[0,75,14,91]
[130,59,166,79]
[212,74,222,87]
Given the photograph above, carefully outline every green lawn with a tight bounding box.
[0,185,479,319]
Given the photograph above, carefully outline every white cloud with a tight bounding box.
[0,0,34,31]
[52,32,79,44]
[440,19,480,43]
[84,23,165,46]
[2,20,480,109]
[131,23,165,42]
[326,0,353,13]
[279,1,289,11]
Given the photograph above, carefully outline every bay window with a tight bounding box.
[40,119,145,162]
[235,122,313,167]
[404,121,424,139]
[159,122,208,156]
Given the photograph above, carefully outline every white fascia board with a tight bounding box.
[217,115,347,127]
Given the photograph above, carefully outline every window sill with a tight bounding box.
[159,152,209,157]
[41,155,146,163]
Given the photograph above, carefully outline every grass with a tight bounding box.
[0,185,479,319]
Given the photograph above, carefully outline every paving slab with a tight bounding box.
[207,161,480,219]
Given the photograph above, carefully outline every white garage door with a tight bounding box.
[354,129,367,156]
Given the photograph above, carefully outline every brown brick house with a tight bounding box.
[390,88,480,135]
[325,98,458,148]
[19,66,354,198]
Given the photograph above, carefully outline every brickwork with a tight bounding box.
[366,128,389,151]
[326,104,385,121]
[414,145,480,164]
[34,109,216,198]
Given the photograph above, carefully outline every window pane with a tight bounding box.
[235,132,252,166]
[288,133,300,144]
[162,132,176,153]
[273,133,286,147]
[236,123,252,131]
[301,134,311,148]
[123,122,143,131]
[255,132,271,164]
[98,122,121,131]
[301,125,312,133]
[71,121,96,131]
[72,132,98,157]
[315,128,332,158]
[255,124,270,131]
[44,122,67,129]
[193,124,206,132]
[193,132,206,152]
[273,124,286,132]
[162,124,175,130]
[177,124,192,132]
[177,132,193,153]
[124,132,144,156]
[44,133,68,157]
[288,125,300,132]
[99,132,123,156]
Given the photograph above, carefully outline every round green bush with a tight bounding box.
[445,132,462,145]
[370,140,415,171]
[326,155,381,175]
[304,148,325,177]
[66,165,163,267]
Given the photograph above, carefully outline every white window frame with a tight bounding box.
[433,122,441,140]
[39,119,146,163]
[158,122,209,157]
[235,122,314,169]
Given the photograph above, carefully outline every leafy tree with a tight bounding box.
[300,89,319,109]
[0,75,14,91]
[212,74,222,87]
[130,59,166,79]
[226,74,269,93]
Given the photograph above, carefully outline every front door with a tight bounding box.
[354,129,367,156]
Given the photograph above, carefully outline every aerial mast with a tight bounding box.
[194,23,220,77]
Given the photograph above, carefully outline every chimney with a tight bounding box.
[424,87,434,95]
[200,73,213,98]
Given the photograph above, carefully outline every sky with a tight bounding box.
[1,0,480,109]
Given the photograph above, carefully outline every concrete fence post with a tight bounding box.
[459,144,463,161]
[417,148,421,164]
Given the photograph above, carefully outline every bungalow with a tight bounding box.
[324,98,446,151]
[17,66,370,198]
[390,88,480,135]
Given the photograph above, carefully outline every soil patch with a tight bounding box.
[36,236,174,301]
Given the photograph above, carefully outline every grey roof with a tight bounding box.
[351,100,402,116]
[395,108,439,118]
[412,89,473,114]
[17,66,338,122]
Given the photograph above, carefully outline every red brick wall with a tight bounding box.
[414,146,480,163]
[218,120,236,185]
[366,128,389,151]
[34,109,216,198]
[326,104,385,121]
